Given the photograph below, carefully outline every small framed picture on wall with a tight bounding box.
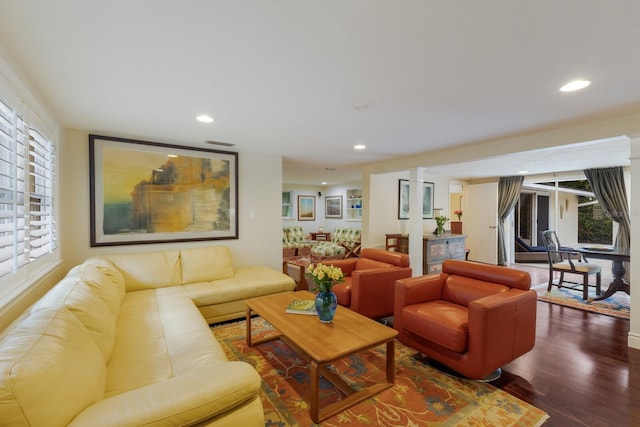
[325,195,343,218]
[398,179,434,219]
[297,195,316,221]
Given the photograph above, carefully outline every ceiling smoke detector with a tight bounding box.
[352,103,369,111]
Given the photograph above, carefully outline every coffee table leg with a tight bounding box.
[246,307,253,346]
[310,360,320,423]
[387,340,395,382]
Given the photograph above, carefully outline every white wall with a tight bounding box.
[549,193,580,245]
[282,184,362,235]
[367,170,453,249]
[61,128,284,271]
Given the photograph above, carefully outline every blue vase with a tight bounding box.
[315,291,338,323]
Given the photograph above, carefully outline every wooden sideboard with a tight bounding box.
[385,233,466,274]
[310,232,331,241]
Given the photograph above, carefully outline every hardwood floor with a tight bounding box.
[495,263,638,426]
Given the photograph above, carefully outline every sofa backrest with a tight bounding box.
[102,250,182,291]
[284,226,306,243]
[440,259,531,307]
[332,227,361,246]
[355,257,392,270]
[441,275,511,307]
[180,245,235,284]
[66,262,127,317]
[31,262,126,361]
[359,248,410,268]
[442,259,531,290]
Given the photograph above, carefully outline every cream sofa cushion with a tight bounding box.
[70,262,127,316]
[69,364,262,427]
[105,290,173,397]
[105,288,229,397]
[104,250,181,291]
[180,245,234,283]
[185,278,249,307]
[31,279,118,361]
[0,308,106,426]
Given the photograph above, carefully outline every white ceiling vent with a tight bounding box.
[205,140,235,147]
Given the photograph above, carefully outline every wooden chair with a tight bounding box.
[540,230,601,300]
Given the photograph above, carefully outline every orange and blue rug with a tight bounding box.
[212,317,549,426]
[533,283,630,319]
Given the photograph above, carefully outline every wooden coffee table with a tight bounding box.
[246,291,398,423]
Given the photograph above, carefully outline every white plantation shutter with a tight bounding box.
[0,96,56,280]
[28,128,56,260]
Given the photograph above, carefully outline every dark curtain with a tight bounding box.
[584,167,630,250]
[498,176,524,265]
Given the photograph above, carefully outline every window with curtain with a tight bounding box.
[0,96,57,280]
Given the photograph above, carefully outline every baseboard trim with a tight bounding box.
[628,332,640,349]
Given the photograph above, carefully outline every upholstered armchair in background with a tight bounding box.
[282,226,313,257]
[394,259,537,380]
[322,248,411,319]
[311,227,361,259]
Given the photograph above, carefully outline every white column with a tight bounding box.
[409,168,424,276]
[629,136,640,349]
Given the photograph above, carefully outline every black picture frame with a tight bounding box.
[398,179,434,219]
[325,195,343,218]
[89,134,238,246]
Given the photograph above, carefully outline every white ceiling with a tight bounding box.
[0,1,638,185]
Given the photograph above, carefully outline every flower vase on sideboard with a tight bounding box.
[451,221,462,234]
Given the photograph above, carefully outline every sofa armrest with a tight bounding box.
[69,362,261,427]
[393,274,445,335]
[350,267,412,318]
[394,274,445,308]
[465,289,537,376]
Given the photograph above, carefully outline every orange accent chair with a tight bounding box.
[394,259,537,380]
[322,248,411,319]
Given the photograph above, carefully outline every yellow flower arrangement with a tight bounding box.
[305,263,344,293]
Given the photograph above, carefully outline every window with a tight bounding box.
[0,96,57,280]
[282,191,292,219]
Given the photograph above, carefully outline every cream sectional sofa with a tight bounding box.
[0,245,296,426]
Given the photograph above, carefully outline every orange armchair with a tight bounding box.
[323,248,411,319]
[394,259,536,380]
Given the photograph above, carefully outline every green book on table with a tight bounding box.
[285,299,316,315]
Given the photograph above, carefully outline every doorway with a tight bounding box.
[516,192,549,247]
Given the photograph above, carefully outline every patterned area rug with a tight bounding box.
[212,318,549,426]
[533,283,630,319]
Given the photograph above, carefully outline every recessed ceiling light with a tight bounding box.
[559,80,591,92]
[354,144,366,150]
[519,170,529,175]
[321,181,327,185]
[196,114,214,123]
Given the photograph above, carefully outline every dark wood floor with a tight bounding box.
[495,264,638,426]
